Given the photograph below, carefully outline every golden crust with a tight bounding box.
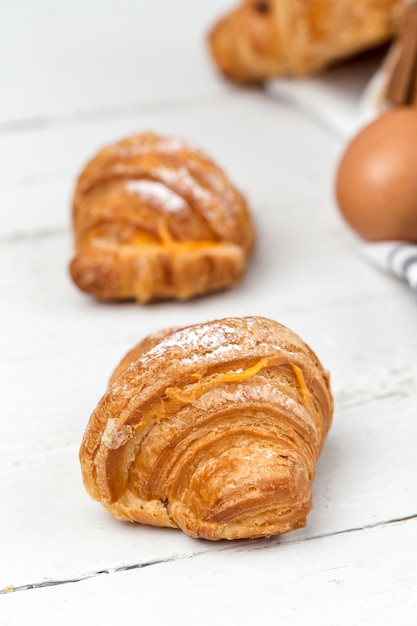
[79,316,333,540]
[69,133,255,303]
[209,0,406,83]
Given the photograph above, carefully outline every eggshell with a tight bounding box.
[335,107,417,242]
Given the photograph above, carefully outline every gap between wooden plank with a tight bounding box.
[0,91,241,137]
[0,227,66,245]
[2,513,416,596]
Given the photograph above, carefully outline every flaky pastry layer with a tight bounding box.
[79,316,333,540]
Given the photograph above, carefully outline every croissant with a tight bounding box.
[69,133,254,303]
[209,0,406,83]
[79,316,333,540]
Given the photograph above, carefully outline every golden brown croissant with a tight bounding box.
[209,0,406,83]
[79,316,333,540]
[69,133,254,303]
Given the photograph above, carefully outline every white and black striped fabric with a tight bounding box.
[361,242,417,295]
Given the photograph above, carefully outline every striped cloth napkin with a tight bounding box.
[360,241,417,296]
[268,50,417,296]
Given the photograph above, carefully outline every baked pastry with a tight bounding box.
[79,316,333,540]
[69,133,254,303]
[209,0,405,83]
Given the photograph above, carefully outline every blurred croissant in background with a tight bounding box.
[69,133,254,303]
[209,0,406,83]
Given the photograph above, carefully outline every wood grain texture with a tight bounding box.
[0,0,235,125]
[0,92,338,239]
[1,0,416,621]
[2,519,417,623]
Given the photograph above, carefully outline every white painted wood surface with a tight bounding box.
[1,1,416,623]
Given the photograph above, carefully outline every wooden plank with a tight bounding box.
[0,0,234,126]
[1,99,416,588]
[2,518,417,624]
[2,360,416,588]
[0,93,341,238]
[2,1,417,617]
[0,222,412,367]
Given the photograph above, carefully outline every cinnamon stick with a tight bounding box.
[412,56,417,104]
[385,3,417,107]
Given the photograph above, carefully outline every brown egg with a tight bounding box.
[335,107,417,242]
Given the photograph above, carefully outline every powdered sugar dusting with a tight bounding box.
[117,318,307,398]
[144,321,238,365]
[125,179,187,213]
[132,318,290,376]
[112,135,204,159]
[154,136,201,155]
[106,134,244,242]
[188,381,302,413]
[154,166,211,203]
[152,165,236,240]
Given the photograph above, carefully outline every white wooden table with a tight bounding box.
[1,2,416,623]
